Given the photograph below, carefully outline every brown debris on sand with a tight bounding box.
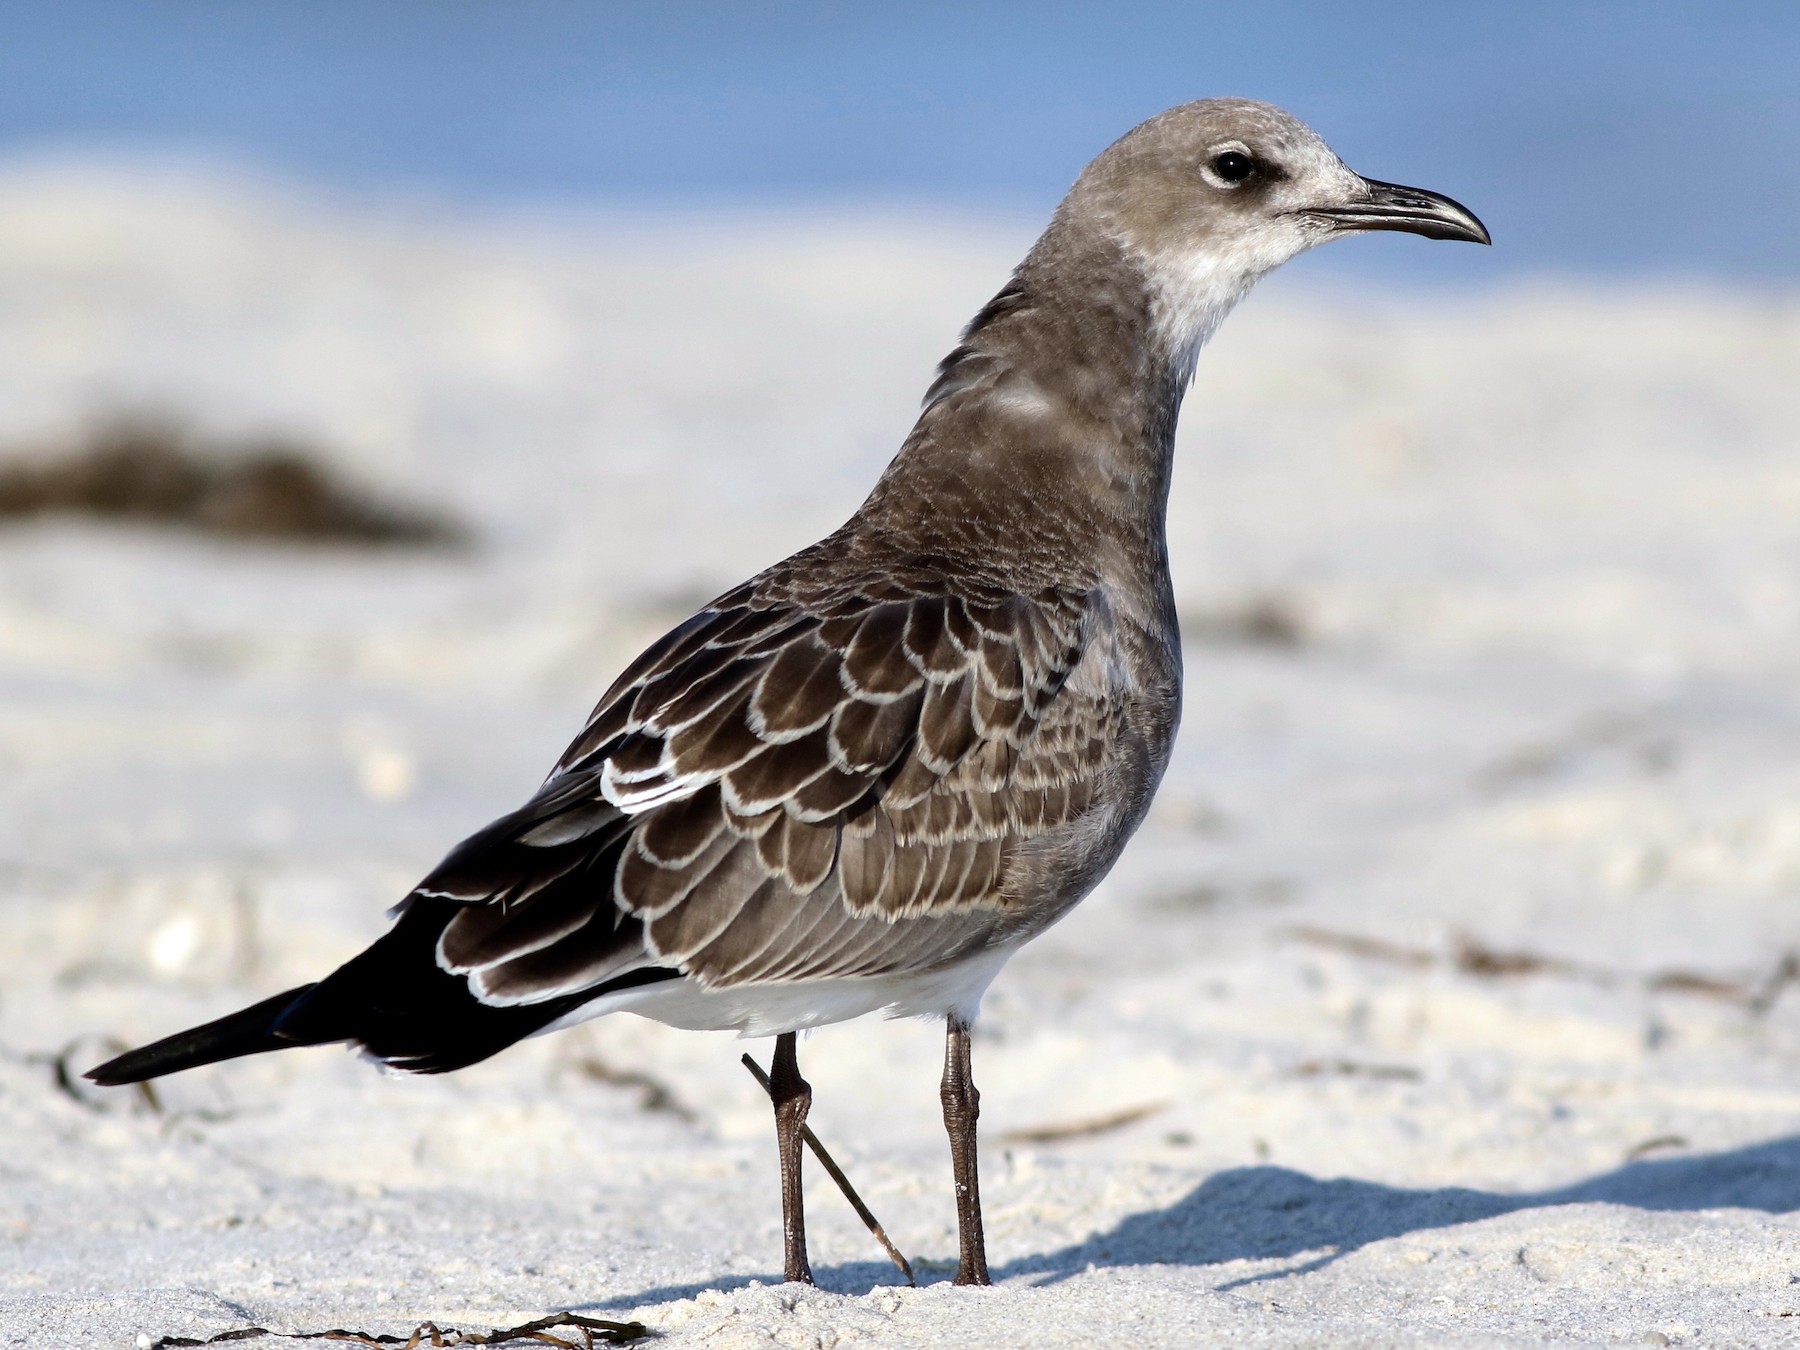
[139,1312,650,1348]
[1180,593,1308,650]
[0,417,469,549]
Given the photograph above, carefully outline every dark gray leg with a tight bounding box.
[940,1017,990,1285]
[768,1031,814,1285]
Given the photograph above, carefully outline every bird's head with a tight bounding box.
[1064,99,1489,366]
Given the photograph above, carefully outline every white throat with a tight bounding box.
[1133,229,1320,385]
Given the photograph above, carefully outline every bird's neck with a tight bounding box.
[855,217,1249,586]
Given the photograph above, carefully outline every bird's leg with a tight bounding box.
[940,1016,990,1286]
[768,1031,814,1285]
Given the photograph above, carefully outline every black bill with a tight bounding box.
[1298,177,1491,245]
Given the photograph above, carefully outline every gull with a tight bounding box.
[89,99,1487,1287]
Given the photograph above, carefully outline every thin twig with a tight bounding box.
[1624,1134,1689,1162]
[1288,1059,1421,1083]
[998,1101,1167,1144]
[562,1053,699,1124]
[740,1052,915,1286]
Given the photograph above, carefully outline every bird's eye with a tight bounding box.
[1210,151,1255,184]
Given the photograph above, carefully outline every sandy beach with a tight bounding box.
[4,168,1800,1348]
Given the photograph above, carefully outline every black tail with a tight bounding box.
[85,984,320,1086]
[266,899,642,1074]
[85,898,673,1086]
[86,798,678,1087]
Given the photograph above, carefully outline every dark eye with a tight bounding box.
[1211,151,1255,183]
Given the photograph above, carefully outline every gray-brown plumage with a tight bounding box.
[88,99,1488,1288]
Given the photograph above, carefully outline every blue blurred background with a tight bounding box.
[1,0,1795,284]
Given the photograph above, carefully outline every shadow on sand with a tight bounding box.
[590,1133,1800,1306]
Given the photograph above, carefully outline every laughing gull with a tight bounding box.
[90,99,1487,1287]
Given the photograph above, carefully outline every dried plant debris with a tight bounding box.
[140,1312,649,1349]
[1448,933,1595,981]
[1180,594,1308,650]
[558,1052,699,1125]
[1476,710,1677,790]
[1285,925,1800,1015]
[45,1035,163,1115]
[1289,1058,1422,1082]
[1284,926,1435,969]
[1146,876,1295,913]
[0,418,469,548]
[998,1101,1167,1145]
[1625,1134,1690,1162]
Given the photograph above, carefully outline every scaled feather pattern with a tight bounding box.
[420,554,1116,1010]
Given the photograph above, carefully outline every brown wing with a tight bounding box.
[417,569,1121,1006]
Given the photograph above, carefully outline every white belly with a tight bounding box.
[536,943,1015,1040]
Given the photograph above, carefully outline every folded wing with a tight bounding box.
[402,565,1120,1012]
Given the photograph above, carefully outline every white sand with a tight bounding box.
[3,167,1800,1349]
